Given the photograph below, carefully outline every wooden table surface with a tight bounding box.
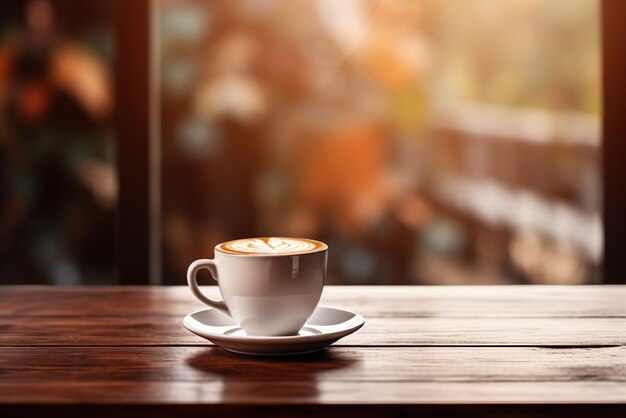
[1,285,625,417]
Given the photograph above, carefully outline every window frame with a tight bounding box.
[114,0,151,284]
[114,0,625,284]
[601,0,626,283]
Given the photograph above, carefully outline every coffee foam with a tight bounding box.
[217,237,326,255]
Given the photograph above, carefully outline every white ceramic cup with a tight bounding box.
[187,238,327,336]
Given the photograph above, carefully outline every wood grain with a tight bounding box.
[1,381,626,404]
[3,285,626,317]
[1,346,624,384]
[1,316,624,346]
[1,285,625,417]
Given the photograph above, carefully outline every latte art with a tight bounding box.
[218,237,326,255]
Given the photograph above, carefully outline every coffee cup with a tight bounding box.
[187,237,327,336]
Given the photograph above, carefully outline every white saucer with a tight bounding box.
[183,306,365,356]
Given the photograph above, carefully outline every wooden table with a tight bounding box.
[1,285,625,417]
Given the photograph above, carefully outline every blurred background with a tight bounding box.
[0,0,601,285]
[0,0,115,284]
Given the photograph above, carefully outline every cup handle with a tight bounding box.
[187,259,231,317]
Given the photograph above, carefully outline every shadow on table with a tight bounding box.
[186,347,358,402]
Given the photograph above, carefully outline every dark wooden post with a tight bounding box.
[602,0,626,283]
[114,0,151,284]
